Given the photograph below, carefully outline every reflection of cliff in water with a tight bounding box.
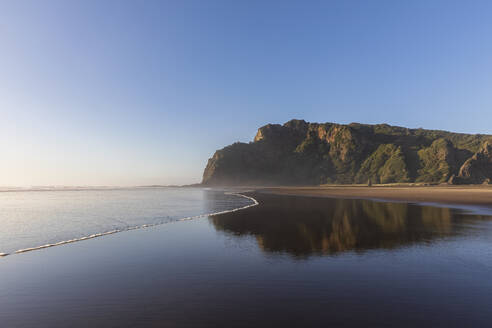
[209,192,491,257]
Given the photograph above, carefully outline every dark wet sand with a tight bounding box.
[262,185,492,207]
[1,192,492,327]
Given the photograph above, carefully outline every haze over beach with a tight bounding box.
[2,1,492,327]
[2,0,492,187]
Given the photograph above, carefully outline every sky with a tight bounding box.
[1,0,492,186]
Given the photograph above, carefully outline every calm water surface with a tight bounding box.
[0,187,251,254]
[1,191,491,327]
[211,193,492,257]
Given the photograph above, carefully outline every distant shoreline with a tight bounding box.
[258,185,492,208]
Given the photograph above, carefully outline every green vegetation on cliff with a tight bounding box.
[356,144,410,184]
[202,120,492,186]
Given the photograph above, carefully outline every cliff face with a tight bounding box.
[451,141,492,184]
[202,120,492,186]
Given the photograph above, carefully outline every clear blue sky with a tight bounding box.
[1,0,491,186]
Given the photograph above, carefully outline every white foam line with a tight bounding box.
[1,192,259,258]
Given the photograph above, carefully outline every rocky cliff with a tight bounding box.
[202,120,492,186]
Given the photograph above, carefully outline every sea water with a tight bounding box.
[0,187,254,255]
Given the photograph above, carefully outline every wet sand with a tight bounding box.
[262,185,492,207]
[1,192,492,327]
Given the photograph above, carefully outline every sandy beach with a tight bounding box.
[2,190,492,327]
[261,185,492,207]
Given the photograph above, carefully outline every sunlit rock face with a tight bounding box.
[209,193,490,258]
[202,120,492,186]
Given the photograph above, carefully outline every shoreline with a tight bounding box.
[259,185,492,209]
[3,186,491,258]
[4,194,492,327]
[0,192,259,258]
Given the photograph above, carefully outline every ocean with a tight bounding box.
[0,187,255,256]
